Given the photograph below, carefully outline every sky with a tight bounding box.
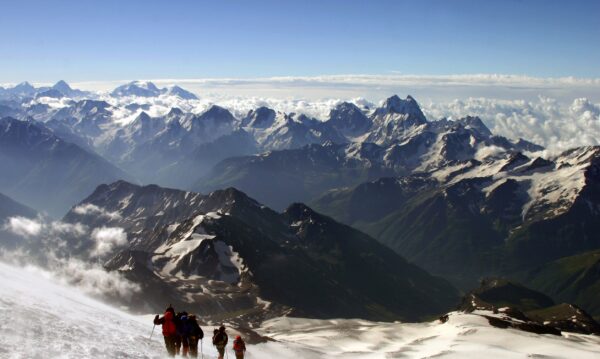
[1,0,599,83]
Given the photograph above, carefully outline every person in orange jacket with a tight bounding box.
[154,305,178,357]
[232,335,246,359]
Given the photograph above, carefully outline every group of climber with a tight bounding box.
[154,305,247,359]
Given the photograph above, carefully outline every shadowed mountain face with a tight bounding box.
[310,146,600,315]
[60,181,459,323]
[521,250,600,320]
[0,117,132,217]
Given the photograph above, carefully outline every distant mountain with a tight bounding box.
[195,142,394,210]
[327,102,372,139]
[48,99,114,139]
[366,95,428,145]
[241,111,347,151]
[61,180,459,323]
[35,89,64,99]
[107,106,250,187]
[0,117,132,216]
[197,99,538,210]
[2,82,37,98]
[164,85,198,100]
[110,81,198,99]
[0,81,87,100]
[51,80,88,97]
[111,81,162,97]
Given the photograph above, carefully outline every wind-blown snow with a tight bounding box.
[0,260,166,359]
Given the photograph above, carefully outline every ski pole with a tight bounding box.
[149,324,156,340]
[200,338,203,359]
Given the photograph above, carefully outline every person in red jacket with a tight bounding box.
[154,305,178,357]
[233,335,246,359]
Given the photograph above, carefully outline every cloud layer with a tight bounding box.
[424,97,600,151]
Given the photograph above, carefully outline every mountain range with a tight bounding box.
[1,80,599,320]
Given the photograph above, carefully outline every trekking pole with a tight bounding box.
[149,324,156,340]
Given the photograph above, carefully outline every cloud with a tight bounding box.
[48,256,140,300]
[71,74,600,104]
[73,203,122,220]
[475,145,507,161]
[424,97,600,151]
[3,216,43,238]
[0,216,139,302]
[3,216,88,240]
[50,221,88,236]
[90,226,128,257]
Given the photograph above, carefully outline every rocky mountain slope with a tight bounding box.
[460,278,600,335]
[60,180,459,323]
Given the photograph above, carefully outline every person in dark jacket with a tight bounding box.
[174,311,190,356]
[154,306,177,357]
[178,313,192,357]
[187,315,204,358]
[212,325,228,359]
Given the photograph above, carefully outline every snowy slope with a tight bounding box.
[256,315,600,359]
[0,260,168,359]
[2,260,600,359]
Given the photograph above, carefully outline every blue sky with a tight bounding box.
[1,0,599,83]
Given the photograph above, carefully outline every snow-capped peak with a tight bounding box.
[52,80,73,93]
[376,94,426,119]
[111,81,162,97]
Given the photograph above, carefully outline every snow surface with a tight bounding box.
[2,260,600,359]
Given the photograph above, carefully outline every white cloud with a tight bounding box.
[475,145,507,161]
[48,256,140,300]
[73,203,122,220]
[0,218,139,302]
[90,226,127,257]
[70,74,600,103]
[3,216,43,238]
[424,97,600,151]
[49,221,88,236]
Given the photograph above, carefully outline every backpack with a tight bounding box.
[213,331,227,347]
[161,311,177,336]
[233,338,245,352]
